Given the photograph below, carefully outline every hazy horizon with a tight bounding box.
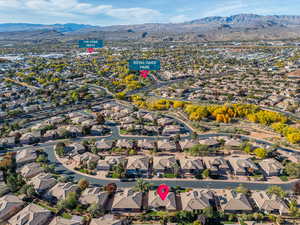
[0,0,300,26]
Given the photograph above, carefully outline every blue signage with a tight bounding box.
[78,40,104,48]
[128,60,161,71]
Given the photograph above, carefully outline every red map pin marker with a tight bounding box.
[140,70,150,78]
[157,184,169,200]
[87,48,94,53]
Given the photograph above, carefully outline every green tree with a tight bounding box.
[87,203,105,217]
[285,162,300,178]
[235,184,249,195]
[266,185,286,198]
[202,169,210,179]
[134,179,151,192]
[254,148,268,159]
[78,179,89,191]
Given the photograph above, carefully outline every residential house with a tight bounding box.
[79,187,109,206]
[90,125,107,136]
[67,143,86,156]
[179,140,198,151]
[8,203,52,225]
[126,156,150,177]
[157,140,177,151]
[252,191,289,215]
[258,158,284,177]
[90,214,128,225]
[29,173,57,194]
[137,139,156,150]
[199,138,220,147]
[143,113,158,122]
[202,157,230,176]
[97,156,126,171]
[116,139,134,149]
[0,194,24,223]
[224,139,242,150]
[46,182,79,201]
[20,162,44,179]
[228,157,259,175]
[20,131,41,145]
[157,117,174,126]
[112,189,143,212]
[15,149,37,165]
[148,190,177,211]
[96,140,114,151]
[180,157,204,175]
[153,155,178,175]
[49,217,81,225]
[217,190,252,213]
[73,152,100,167]
[162,125,181,136]
[180,189,214,211]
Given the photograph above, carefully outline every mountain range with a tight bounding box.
[1,14,300,42]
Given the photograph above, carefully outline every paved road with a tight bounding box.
[11,129,300,190]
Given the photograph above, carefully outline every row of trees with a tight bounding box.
[131,96,300,144]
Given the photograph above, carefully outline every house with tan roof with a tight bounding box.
[199,138,220,147]
[73,152,100,167]
[153,155,178,174]
[8,203,52,225]
[162,125,182,136]
[137,139,156,150]
[49,217,81,225]
[258,158,284,177]
[143,113,158,122]
[90,214,128,225]
[96,140,114,150]
[252,191,289,215]
[29,173,57,194]
[157,117,174,126]
[224,139,242,150]
[20,162,44,179]
[112,189,143,212]
[179,157,204,175]
[79,187,109,206]
[148,190,176,211]
[180,189,214,211]
[45,182,79,202]
[97,156,125,171]
[202,157,230,176]
[179,139,198,150]
[157,140,177,151]
[116,139,134,149]
[126,155,150,177]
[0,194,24,223]
[217,190,252,213]
[15,149,37,165]
[227,157,259,175]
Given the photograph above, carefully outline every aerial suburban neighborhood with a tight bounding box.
[1,2,300,225]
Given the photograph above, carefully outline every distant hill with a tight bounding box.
[1,14,300,42]
[0,23,98,33]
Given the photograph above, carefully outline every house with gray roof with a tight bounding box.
[15,149,37,165]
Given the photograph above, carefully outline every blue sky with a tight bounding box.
[0,0,299,25]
